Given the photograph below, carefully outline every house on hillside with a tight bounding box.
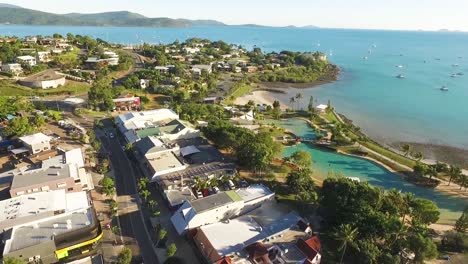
[1,63,23,75]
[16,55,36,66]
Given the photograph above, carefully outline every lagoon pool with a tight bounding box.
[273,119,467,224]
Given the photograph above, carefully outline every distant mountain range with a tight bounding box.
[0,4,225,27]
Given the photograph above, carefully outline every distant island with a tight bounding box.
[0,4,225,28]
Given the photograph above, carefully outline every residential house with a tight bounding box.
[37,51,52,63]
[192,64,213,75]
[183,47,201,54]
[155,66,170,74]
[244,66,258,73]
[19,133,52,155]
[16,55,37,66]
[1,63,23,75]
[23,36,38,44]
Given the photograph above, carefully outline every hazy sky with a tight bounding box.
[4,0,468,30]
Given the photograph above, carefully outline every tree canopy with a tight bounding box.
[320,177,440,263]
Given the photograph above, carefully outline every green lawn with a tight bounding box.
[0,80,90,97]
[321,110,339,123]
[361,141,416,169]
[36,81,90,96]
[0,80,35,96]
[229,82,252,100]
[259,126,286,137]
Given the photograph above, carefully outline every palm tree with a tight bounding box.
[148,199,157,209]
[334,224,359,264]
[447,166,462,186]
[457,174,468,190]
[295,93,303,110]
[412,151,423,162]
[140,189,151,202]
[289,97,296,110]
[138,178,150,191]
[400,144,411,157]
[111,225,121,244]
[427,166,438,180]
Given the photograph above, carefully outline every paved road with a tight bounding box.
[98,121,160,263]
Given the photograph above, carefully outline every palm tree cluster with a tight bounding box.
[137,178,160,216]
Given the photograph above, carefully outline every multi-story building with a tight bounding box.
[171,185,275,235]
[1,190,102,264]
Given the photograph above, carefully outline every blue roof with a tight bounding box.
[6,115,15,120]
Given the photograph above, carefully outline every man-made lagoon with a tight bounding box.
[275,119,467,224]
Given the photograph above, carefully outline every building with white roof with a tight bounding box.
[2,206,101,264]
[193,201,313,263]
[19,132,52,154]
[16,55,37,66]
[115,109,179,134]
[0,189,89,231]
[315,104,328,113]
[183,47,201,54]
[171,185,274,235]
[9,163,84,197]
[0,187,101,264]
[191,64,213,75]
[144,151,187,182]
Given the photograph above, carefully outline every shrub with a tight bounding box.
[166,243,177,257]
[441,231,468,253]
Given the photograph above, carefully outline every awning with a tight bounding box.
[10,147,29,154]
[180,145,200,157]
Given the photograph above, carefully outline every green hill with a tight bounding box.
[0,6,225,27]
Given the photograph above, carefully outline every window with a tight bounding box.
[16,191,25,196]
[41,186,50,191]
[33,188,39,192]
[34,149,40,152]
[67,187,74,191]
[27,189,32,193]
[57,182,67,188]
[74,179,81,183]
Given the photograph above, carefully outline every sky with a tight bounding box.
[3,0,468,31]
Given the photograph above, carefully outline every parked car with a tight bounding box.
[239,180,249,188]
[228,180,235,189]
[196,190,203,198]
[109,132,115,138]
[213,186,220,193]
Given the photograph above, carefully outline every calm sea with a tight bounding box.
[2,25,468,148]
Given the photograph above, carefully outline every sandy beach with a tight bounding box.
[234,80,329,109]
[234,90,289,109]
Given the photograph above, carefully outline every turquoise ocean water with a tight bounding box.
[1,25,467,221]
[1,25,467,148]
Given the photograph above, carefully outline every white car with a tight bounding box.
[228,180,235,189]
